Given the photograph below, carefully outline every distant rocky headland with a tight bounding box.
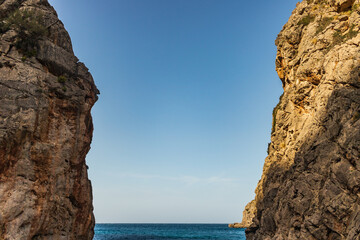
[228,200,256,229]
[234,0,360,239]
[0,0,98,239]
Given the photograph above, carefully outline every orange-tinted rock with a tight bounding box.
[0,0,98,239]
[242,0,360,239]
[229,200,256,229]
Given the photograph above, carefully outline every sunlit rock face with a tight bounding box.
[0,0,98,239]
[242,0,360,239]
[229,200,256,229]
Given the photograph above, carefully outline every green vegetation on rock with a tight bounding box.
[58,75,68,92]
[351,3,360,12]
[316,17,333,34]
[1,9,47,57]
[298,15,315,26]
[57,75,67,84]
[352,111,360,123]
[332,25,358,47]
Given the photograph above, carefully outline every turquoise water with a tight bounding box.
[94,224,246,240]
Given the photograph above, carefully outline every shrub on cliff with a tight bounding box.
[316,17,333,34]
[332,25,358,47]
[297,15,315,26]
[2,9,47,57]
[57,75,67,84]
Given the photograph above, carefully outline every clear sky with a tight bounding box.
[48,0,299,223]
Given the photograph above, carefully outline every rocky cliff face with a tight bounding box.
[229,200,256,229]
[0,0,98,239]
[243,0,360,239]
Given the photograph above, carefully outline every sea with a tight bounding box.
[94,224,246,240]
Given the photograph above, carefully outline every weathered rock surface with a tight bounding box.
[0,0,98,239]
[242,0,360,239]
[229,200,256,228]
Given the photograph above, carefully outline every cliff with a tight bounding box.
[0,0,98,239]
[229,200,256,229]
[243,0,360,239]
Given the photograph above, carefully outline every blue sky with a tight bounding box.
[48,0,299,223]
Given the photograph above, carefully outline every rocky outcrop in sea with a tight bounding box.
[241,0,360,239]
[0,0,98,239]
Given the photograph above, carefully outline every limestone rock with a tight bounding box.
[229,200,256,228]
[0,0,98,239]
[330,0,355,11]
[242,0,360,239]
